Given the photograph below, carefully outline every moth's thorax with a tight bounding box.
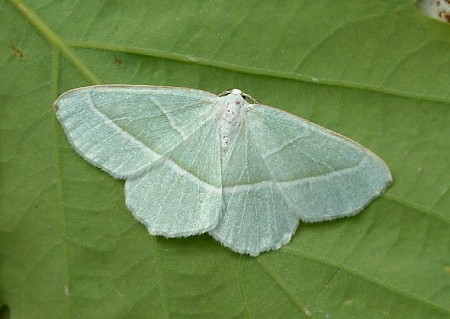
[218,91,248,157]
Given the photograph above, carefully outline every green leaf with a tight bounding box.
[1,0,449,318]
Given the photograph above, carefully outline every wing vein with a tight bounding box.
[262,132,311,158]
[223,156,368,193]
[85,96,160,159]
[148,95,186,139]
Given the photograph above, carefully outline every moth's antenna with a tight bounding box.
[218,89,232,97]
[241,92,258,104]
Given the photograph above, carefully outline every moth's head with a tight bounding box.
[221,89,246,109]
[230,89,242,96]
[221,89,257,105]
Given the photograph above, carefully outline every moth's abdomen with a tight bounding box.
[219,95,247,158]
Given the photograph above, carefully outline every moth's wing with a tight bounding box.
[246,104,392,222]
[55,85,218,178]
[125,116,223,237]
[55,85,223,236]
[209,122,299,256]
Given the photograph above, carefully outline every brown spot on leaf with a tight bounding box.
[11,45,24,58]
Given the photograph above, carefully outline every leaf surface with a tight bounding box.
[1,0,449,318]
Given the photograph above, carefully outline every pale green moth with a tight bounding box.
[54,85,392,256]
